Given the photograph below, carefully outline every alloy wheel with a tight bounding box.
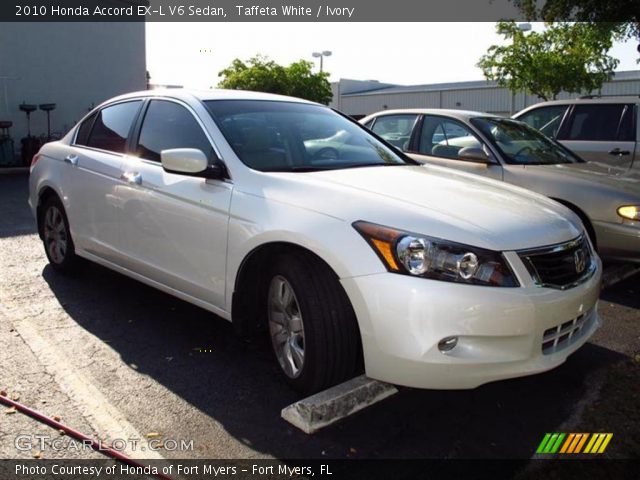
[268,275,306,379]
[43,205,68,264]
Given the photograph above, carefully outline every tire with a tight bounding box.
[266,252,361,394]
[41,196,78,272]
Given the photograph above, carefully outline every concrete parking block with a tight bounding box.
[281,375,398,434]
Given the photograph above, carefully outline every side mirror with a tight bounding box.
[457,146,492,164]
[161,148,224,180]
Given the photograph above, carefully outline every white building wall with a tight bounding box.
[440,87,511,113]
[335,73,640,118]
[0,22,146,155]
[339,91,441,115]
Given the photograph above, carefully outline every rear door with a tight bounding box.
[557,103,637,169]
[67,100,142,262]
[117,99,232,308]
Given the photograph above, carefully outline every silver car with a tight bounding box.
[514,97,638,171]
[361,109,640,263]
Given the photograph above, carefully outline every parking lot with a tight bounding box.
[1,172,638,463]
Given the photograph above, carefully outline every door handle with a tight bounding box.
[120,171,142,185]
[609,148,630,156]
[64,154,78,166]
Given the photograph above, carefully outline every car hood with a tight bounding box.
[257,164,582,251]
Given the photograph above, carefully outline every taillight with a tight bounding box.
[31,153,41,167]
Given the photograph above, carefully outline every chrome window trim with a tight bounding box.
[71,99,143,148]
[73,96,226,168]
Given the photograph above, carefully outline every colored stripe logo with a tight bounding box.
[536,433,613,454]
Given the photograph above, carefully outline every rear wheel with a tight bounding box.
[267,252,361,394]
[41,196,78,272]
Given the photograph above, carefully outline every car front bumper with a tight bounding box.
[594,220,640,263]
[341,255,602,389]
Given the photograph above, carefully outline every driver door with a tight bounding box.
[408,115,503,180]
[116,99,232,309]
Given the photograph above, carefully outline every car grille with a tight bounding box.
[518,235,595,290]
[542,309,594,354]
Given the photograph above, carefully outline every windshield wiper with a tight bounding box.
[262,166,340,172]
[340,162,407,169]
[263,163,406,172]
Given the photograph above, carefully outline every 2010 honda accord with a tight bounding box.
[29,90,602,394]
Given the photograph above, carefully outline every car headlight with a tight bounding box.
[617,205,640,221]
[353,221,519,287]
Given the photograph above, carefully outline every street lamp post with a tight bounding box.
[312,50,332,72]
[511,22,532,114]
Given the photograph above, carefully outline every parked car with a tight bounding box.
[303,129,373,160]
[362,109,640,264]
[29,91,601,395]
[513,96,638,171]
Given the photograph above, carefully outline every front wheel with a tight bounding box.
[41,196,78,272]
[267,252,361,395]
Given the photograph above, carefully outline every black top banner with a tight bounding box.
[1,0,625,22]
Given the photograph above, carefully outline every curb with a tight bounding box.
[602,264,640,289]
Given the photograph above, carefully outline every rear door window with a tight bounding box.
[74,112,97,146]
[86,101,142,153]
[559,104,632,141]
[617,105,636,142]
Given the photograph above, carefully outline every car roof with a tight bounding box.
[365,108,500,121]
[98,88,318,108]
[518,96,640,109]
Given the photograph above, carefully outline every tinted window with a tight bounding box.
[418,116,482,159]
[136,100,214,162]
[86,101,141,153]
[517,105,568,138]
[618,105,636,142]
[75,112,97,146]
[370,114,418,149]
[561,104,628,141]
[205,100,409,172]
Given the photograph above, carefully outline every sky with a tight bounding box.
[146,22,639,89]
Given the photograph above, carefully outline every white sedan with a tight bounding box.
[29,90,602,394]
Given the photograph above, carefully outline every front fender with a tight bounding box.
[224,190,387,312]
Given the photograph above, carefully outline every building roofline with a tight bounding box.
[337,70,640,97]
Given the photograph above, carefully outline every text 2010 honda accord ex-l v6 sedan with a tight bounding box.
[29,90,602,395]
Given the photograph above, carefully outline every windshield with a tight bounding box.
[471,117,584,165]
[204,100,409,172]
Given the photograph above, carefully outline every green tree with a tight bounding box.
[510,1,639,40]
[217,55,333,105]
[477,22,619,101]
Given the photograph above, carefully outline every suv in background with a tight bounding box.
[514,97,638,171]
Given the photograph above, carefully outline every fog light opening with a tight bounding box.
[438,336,458,353]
